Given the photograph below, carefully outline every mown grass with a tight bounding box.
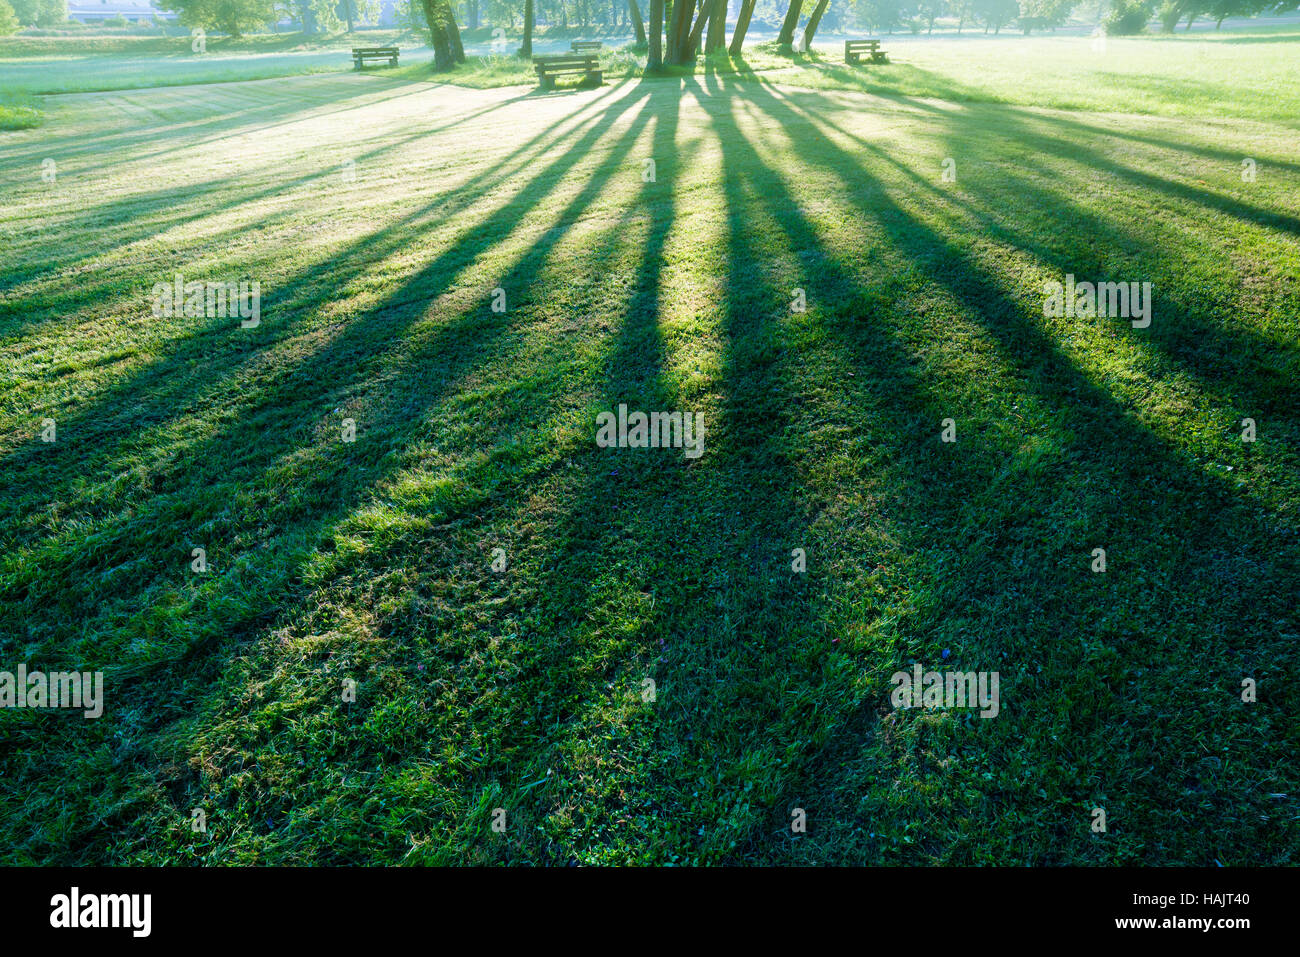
[0,37,1297,864]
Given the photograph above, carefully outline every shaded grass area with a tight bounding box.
[0,63,1297,864]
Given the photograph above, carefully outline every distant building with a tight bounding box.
[67,0,177,22]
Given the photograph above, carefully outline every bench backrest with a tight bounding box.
[844,40,880,50]
[353,47,398,54]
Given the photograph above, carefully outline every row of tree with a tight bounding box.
[430,0,1300,65]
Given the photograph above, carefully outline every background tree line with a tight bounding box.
[1,0,65,30]
[46,0,1292,48]
[420,0,1300,63]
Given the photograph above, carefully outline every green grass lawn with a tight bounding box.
[1,34,1297,864]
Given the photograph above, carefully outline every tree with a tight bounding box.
[0,0,17,34]
[729,0,757,54]
[1156,0,1196,30]
[648,0,663,67]
[628,0,647,46]
[914,0,946,33]
[11,0,65,25]
[1103,0,1153,33]
[1206,0,1265,26]
[855,0,905,32]
[802,0,831,48]
[666,0,707,65]
[951,0,976,30]
[295,0,344,31]
[518,0,532,56]
[421,0,464,69]
[1017,0,1071,31]
[777,0,805,48]
[684,0,715,58]
[704,0,726,53]
[162,0,275,36]
[974,0,1019,32]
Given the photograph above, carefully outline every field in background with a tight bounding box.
[1,31,1297,865]
[1,25,1298,120]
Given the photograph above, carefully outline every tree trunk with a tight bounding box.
[423,0,455,69]
[629,0,647,44]
[729,0,756,54]
[468,0,479,29]
[705,0,726,52]
[681,0,710,57]
[777,0,804,49]
[447,4,465,60]
[519,0,534,56]
[649,0,664,66]
[801,0,829,49]
[666,0,691,62]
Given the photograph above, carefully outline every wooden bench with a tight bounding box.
[571,40,602,53]
[844,39,887,65]
[533,54,602,90]
[352,46,399,70]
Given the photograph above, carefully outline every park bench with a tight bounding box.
[533,54,603,90]
[352,46,399,70]
[571,40,603,53]
[844,39,887,65]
